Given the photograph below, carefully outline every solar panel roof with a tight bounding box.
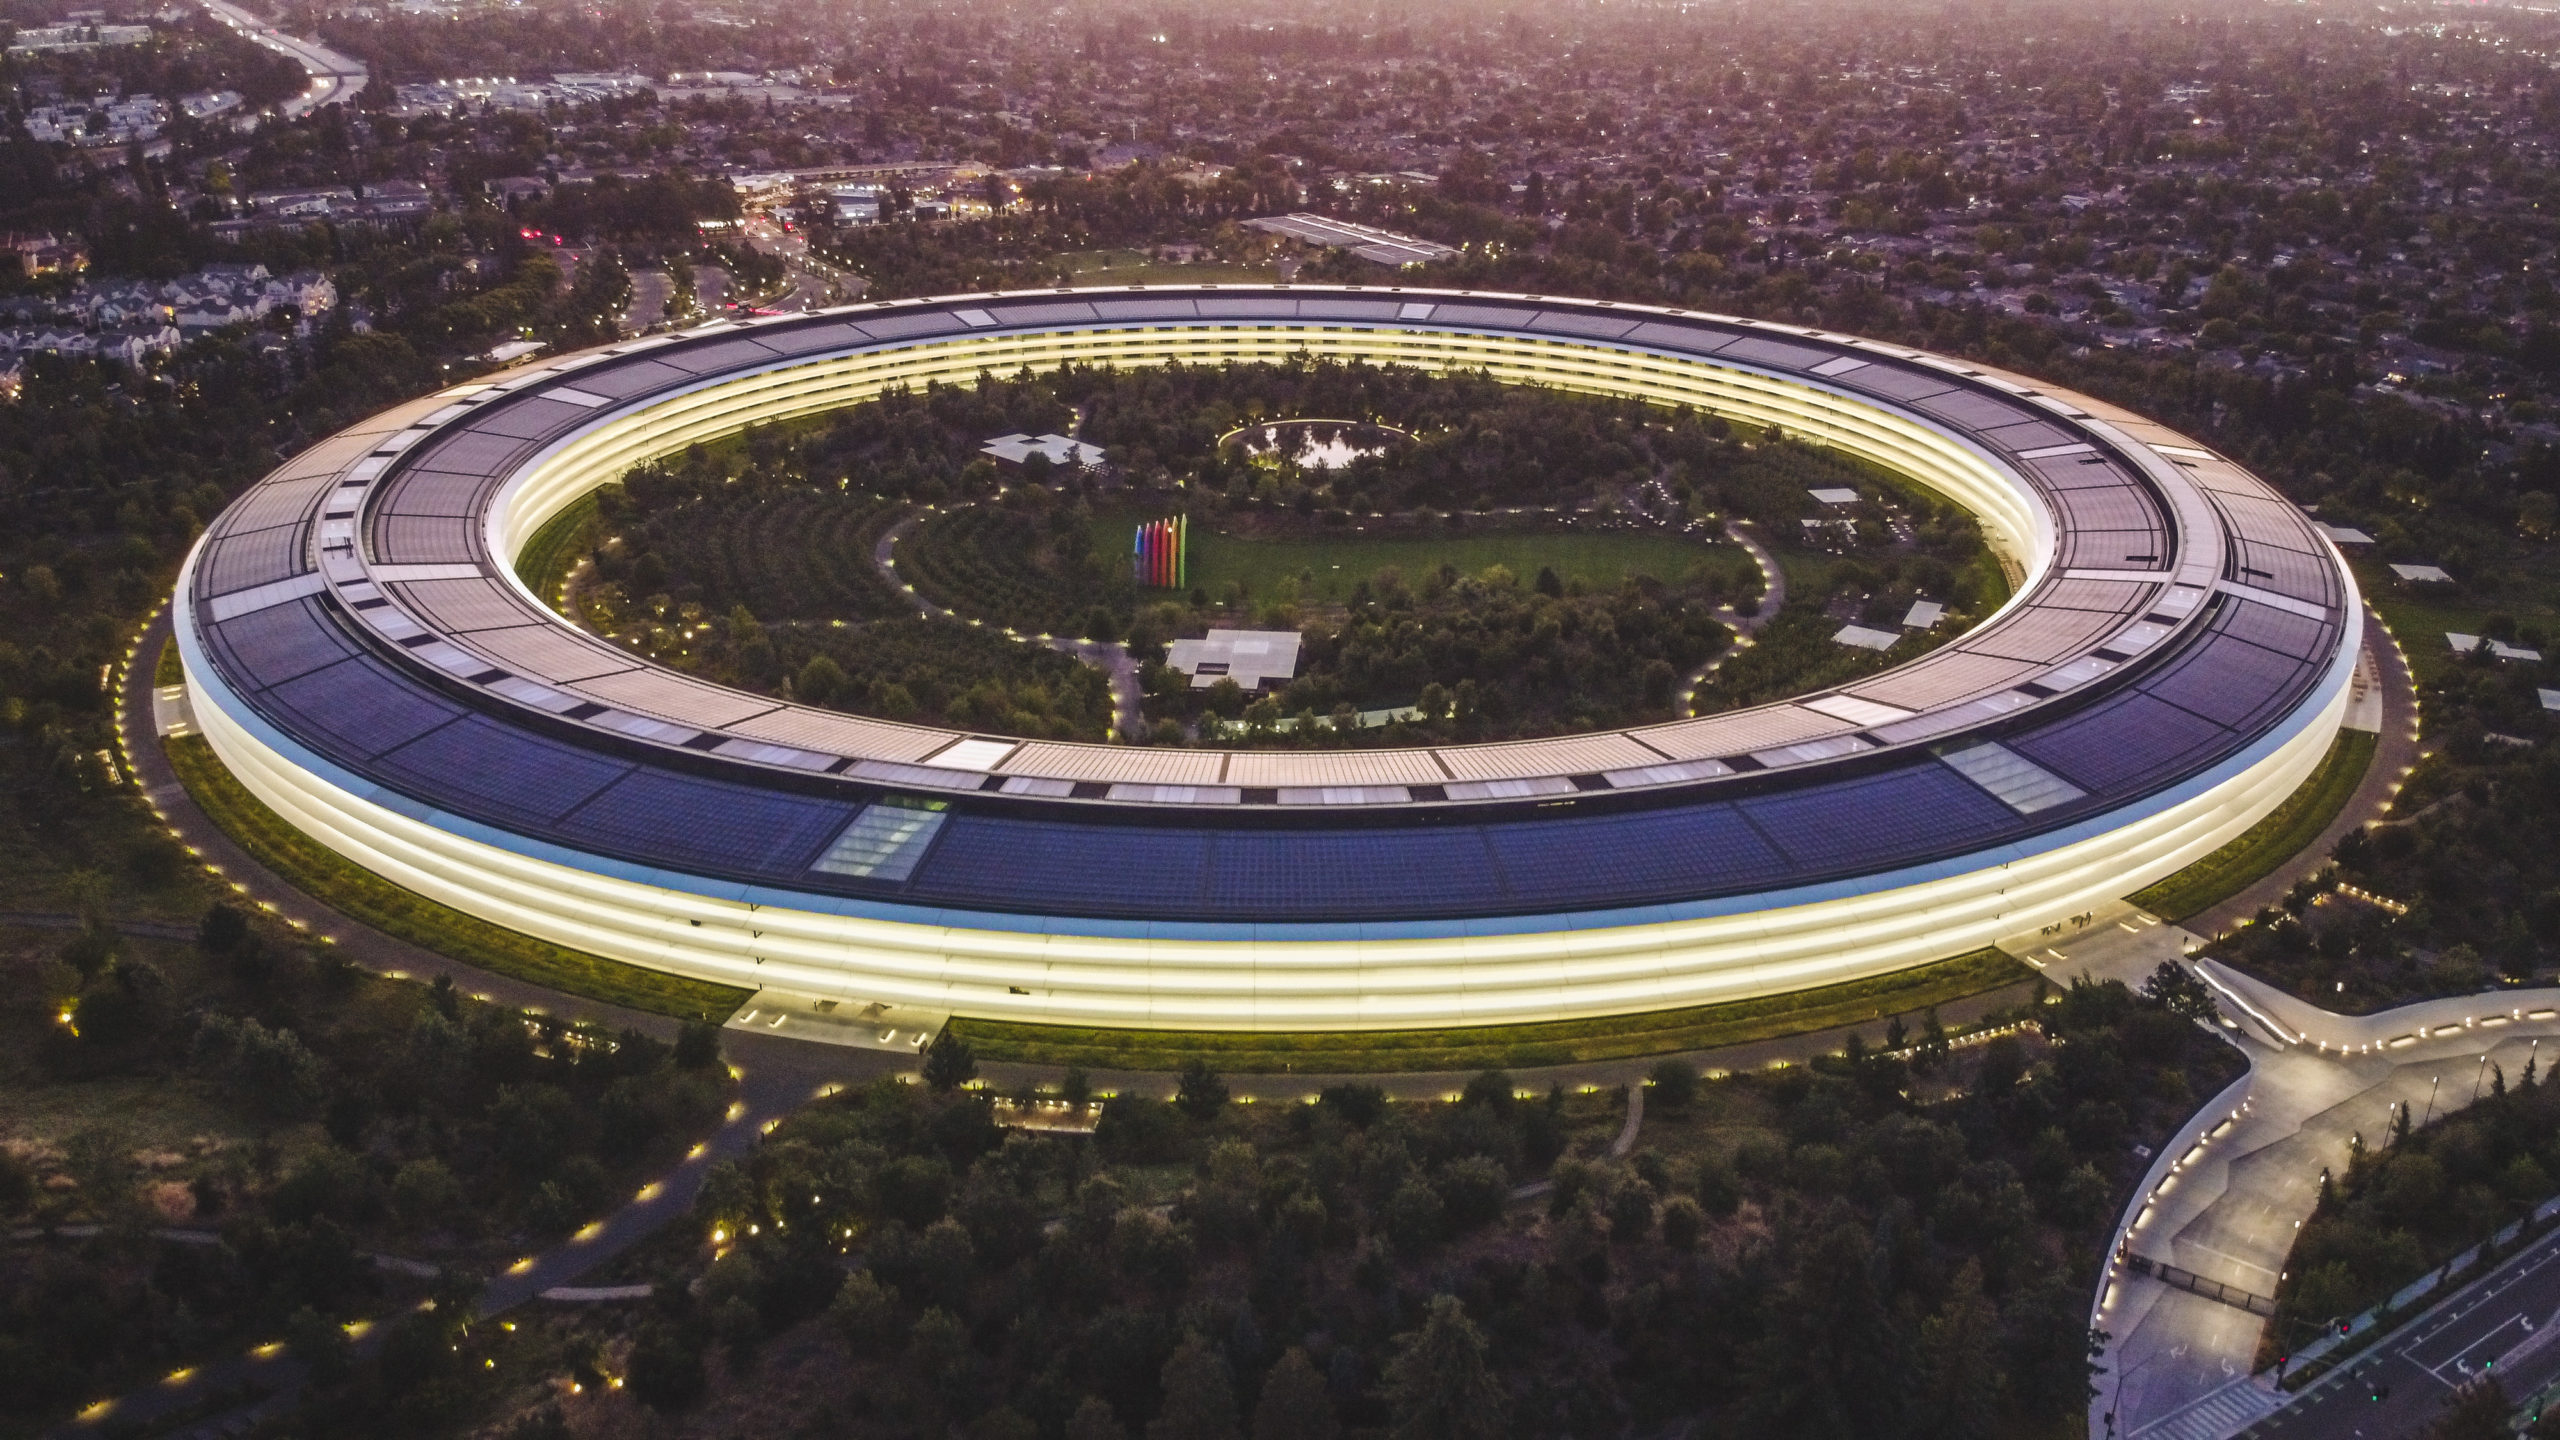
[179,285,2355,926]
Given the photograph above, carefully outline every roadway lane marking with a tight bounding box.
[2423,1312,2533,1386]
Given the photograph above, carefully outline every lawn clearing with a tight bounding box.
[1091,508,1740,606]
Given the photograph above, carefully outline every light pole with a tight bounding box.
[2474,1053,2492,1102]
[2423,1075,2442,1129]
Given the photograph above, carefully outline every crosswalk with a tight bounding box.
[2130,1376,2285,1440]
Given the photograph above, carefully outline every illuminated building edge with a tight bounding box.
[171,297,2359,1030]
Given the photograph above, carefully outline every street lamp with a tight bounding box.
[2422,1075,2442,1129]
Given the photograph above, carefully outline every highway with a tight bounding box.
[196,0,367,118]
[740,213,861,312]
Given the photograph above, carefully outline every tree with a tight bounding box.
[1149,1331,1241,1440]
[1383,1295,1508,1440]
[1660,1195,1704,1251]
[796,653,848,704]
[829,1268,899,1356]
[2141,961,2219,1021]
[1176,1059,1229,1120]
[674,1020,722,1068]
[1741,1221,1907,1436]
[1069,1396,1132,1440]
[286,1304,353,1386]
[1913,1260,2006,1439]
[1253,1347,1340,1440]
[2425,1377,2512,1440]
[924,1028,978,1091]
[1646,1058,1698,1110]
[197,901,250,954]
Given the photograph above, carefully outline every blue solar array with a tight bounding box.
[263,656,469,761]
[1486,804,1791,909]
[911,817,1213,911]
[2140,632,2310,731]
[1206,827,1498,916]
[2010,690,2232,795]
[557,768,855,875]
[1742,763,2024,872]
[2214,598,2334,660]
[209,597,357,689]
[371,716,633,830]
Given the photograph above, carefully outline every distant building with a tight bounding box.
[1243,212,1457,266]
[486,176,551,205]
[8,232,85,277]
[981,432,1104,469]
[8,21,150,53]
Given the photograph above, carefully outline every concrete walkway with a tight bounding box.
[2088,959,2560,1440]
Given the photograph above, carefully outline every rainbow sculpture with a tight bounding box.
[1134,515,1188,588]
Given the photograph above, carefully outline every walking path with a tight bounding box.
[2185,605,2420,941]
[1677,518,1783,716]
[870,508,1147,738]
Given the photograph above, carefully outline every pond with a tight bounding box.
[1222,419,1413,470]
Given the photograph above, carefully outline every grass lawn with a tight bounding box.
[2348,557,2554,688]
[165,735,750,1022]
[2128,729,2380,923]
[511,492,599,602]
[947,947,2034,1073]
[1091,507,1742,605]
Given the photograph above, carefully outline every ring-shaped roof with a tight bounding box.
[179,286,2353,927]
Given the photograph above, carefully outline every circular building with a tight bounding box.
[173,287,2359,1033]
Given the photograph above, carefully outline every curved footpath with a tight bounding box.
[1675,517,1785,716]
[869,507,1147,738]
[2185,602,2421,940]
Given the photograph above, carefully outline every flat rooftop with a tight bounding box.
[1168,629,1303,690]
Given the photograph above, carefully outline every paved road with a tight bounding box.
[621,268,672,333]
[694,264,730,316]
[2235,1224,2560,1439]
[741,214,858,312]
[196,0,366,117]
